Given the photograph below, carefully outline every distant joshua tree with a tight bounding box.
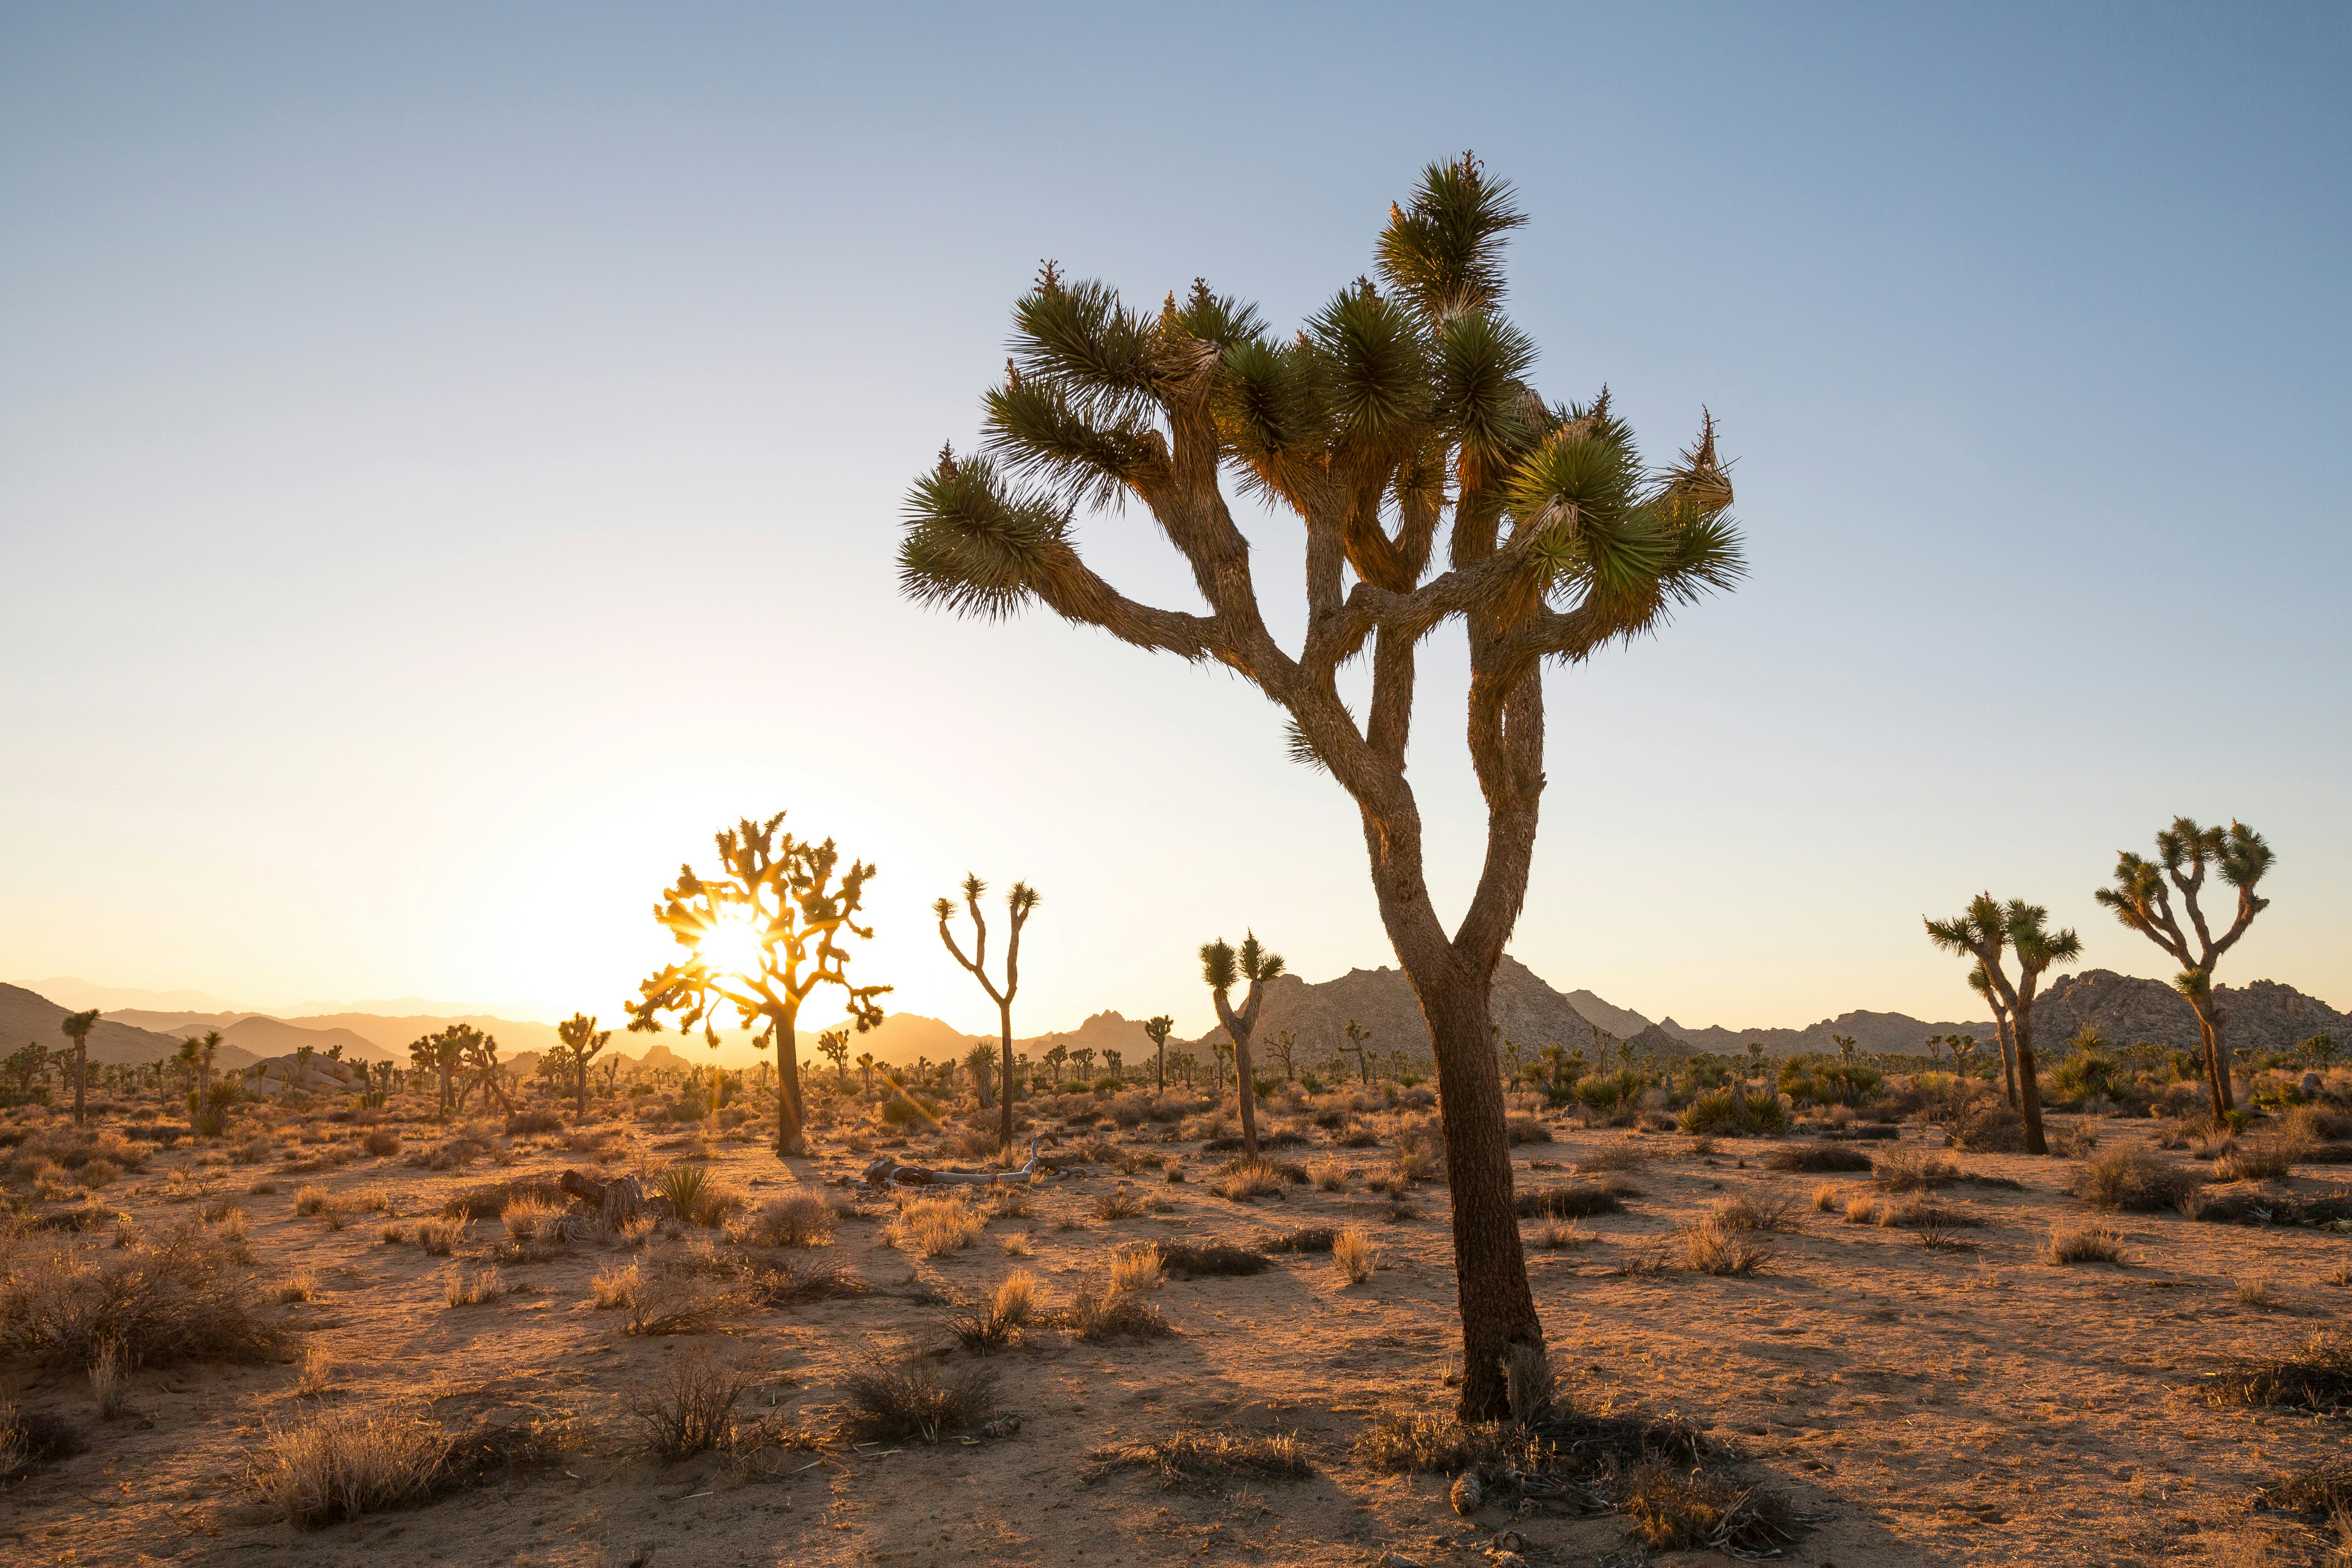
[855,1052,876,1093]
[819,1029,852,1084]
[1340,1020,1374,1087]
[1043,1042,1069,1085]
[1263,1029,1298,1082]
[1144,1014,1175,1092]
[2094,817,2274,1118]
[550,1013,612,1119]
[60,1009,99,1125]
[935,873,1040,1153]
[1927,895,2080,1156]
[962,1041,996,1107]
[1200,932,1285,1157]
[1071,1045,1096,1080]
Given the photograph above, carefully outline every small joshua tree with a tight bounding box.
[1200,932,1285,1157]
[1340,1020,1374,1086]
[1927,896,2081,1156]
[550,1013,612,1119]
[1144,1014,1175,1092]
[855,1052,876,1093]
[935,874,1040,1153]
[819,1029,852,1084]
[628,812,890,1158]
[962,1041,996,1107]
[2094,817,2274,1118]
[408,1028,464,1116]
[60,1009,98,1125]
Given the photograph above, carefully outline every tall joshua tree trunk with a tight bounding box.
[1202,934,1283,1158]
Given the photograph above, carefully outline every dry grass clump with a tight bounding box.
[2213,1138,2308,1183]
[1514,1183,1630,1220]
[362,1129,400,1157]
[747,1191,838,1248]
[739,1255,870,1306]
[2078,1147,2202,1211]
[444,1265,504,1307]
[1677,1216,1775,1276]
[1092,1188,1149,1221]
[1872,1148,1961,1192]
[2042,1221,2129,1265]
[1764,1143,1874,1173]
[1066,1251,1177,1343]
[1538,1220,1593,1250]
[1708,1194,1802,1233]
[1574,1145,1651,1174]
[839,1355,998,1444]
[1156,1241,1269,1277]
[624,1264,743,1336]
[0,1401,85,1480]
[1504,1114,1552,1145]
[498,1197,564,1244]
[292,1183,331,1216]
[2285,1104,2351,1143]
[294,1345,333,1397]
[253,1408,448,1527]
[1263,1227,1337,1255]
[628,1347,752,1459]
[2259,1458,2352,1517]
[1333,1227,1375,1284]
[275,1271,318,1303]
[2233,1274,2281,1310]
[1094,1428,1313,1489]
[2202,1334,2352,1412]
[949,1268,1040,1351]
[88,1340,127,1416]
[0,1220,288,1370]
[1307,1159,1350,1192]
[1209,1156,1292,1201]
[1622,1461,1799,1554]
[1108,1243,1165,1294]
[886,1194,984,1256]
[414,1218,464,1256]
[1810,1183,1841,1212]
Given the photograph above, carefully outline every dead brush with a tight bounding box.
[1574,1145,1651,1174]
[2233,1274,2281,1310]
[1093,1428,1313,1489]
[740,1255,870,1306]
[1092,1188,1149,1221]
[2042,1222,2129,1265]
[443,1265,504,1307]
[1107,1243,1164,1293]
[746,1191,839,1248]
[986,1185,1036,1220]
[2214,1138,2308,1184]
[498,1197,564,1245]
[1707,1194,1802,1233]
[1515,1183,1632,1220]
[589,1261,639,1310]
[1537,1220,1593,1250]
[252,1407,449,1527]
[627,1347,753,1459]
[1622,1461,1799,1555]
[1209,1156,1292,1201]
[948,1268,1041,1351]
[1676,1216,1774,1276]
[1333,1227,1375,1284]
[1764,1143,1875,1174]
[886,1194,983,1256]
[1066,1273,1175,1342]
[1262,1227,1336,1255]
[623,1262,745,1336]
[2079,1147,2203,1211]
[0,1220,288,1370]
[1307,1159,1351,1192]
[2202,1334,2352,1412]
[414,1218,464,1256]
[1871,1149,1960,1192]
[1156,1240,1270,1277]
[0,1401,85,1481]
[838,1354,998,1443]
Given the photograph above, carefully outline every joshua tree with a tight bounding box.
[549,1013,612,1119]
[2094,817,2274,1118]
[1173,1049,1197,1089]
[293,1042,317,1088]
[1200,932,1285,1156]
[1144,1014,1175,1091]
[447,1026,511,1115]
[1210,1040,1234,1094]
[1500,1036,1525,1084]
[935,873,1040,1153]
[1927,896,2080,1155]
[409,1029,464,1115]
[1072,1045,1097,1080]
[819,1029,852,1083]
[628,812,890,1158]
[60,1009,99,1125]
[1103,1047,1122,1080]
[855,1052,876,1093]
[1264,1029,1298,1083]
[962,1041,996,1107]
[1832,1034,1857,1067]
[2303,1035,2339,1073]
[1043,1042,1069,1085]
[1340,1021,1375,1087]
[898,158,1742,1419]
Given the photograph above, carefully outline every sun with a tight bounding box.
[695,909,769,983]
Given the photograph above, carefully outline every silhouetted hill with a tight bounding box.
[105,1010,389,1062]
[3,984,256,1067]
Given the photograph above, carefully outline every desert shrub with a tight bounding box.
[1764,1143,1874,1173]
[1538,1220,1593,1250]
[1306,1159,1350,1192]
[628,1347,752,1459]
[2285,1104,2351,1143]
[1514,1183,1630,1220]
[0,1220,285,1369]
[657,1164,744,1227]
[1067,1277,1175,1342]
[499,1197,564,1244]
[1209,1156,1290,1201]
[254,1408,448,1527]
[1675,1089,1785,1137]
[1107,1243,1164,1294]
[949,1267,1040,1351]
[2261,1459,2352,1517]
[0,1401,85,1480]
[362,1129,400,1157]
[444,1265,504,1307]
[740,1256,869,1306]
[2078,1148,2200,1211]
[1810,1183,1841,1212]
[747,1192,838,1248]
[838,1355,997,1443]
[2233,1274,2280,1309]
[1264,1227,1336,1255]
[2213,1138,2307,1183]
[1155,1241,1267,1277]
[1946,1104,2027,1153]
[1333,1227,1375,1284]
[1095,1429,1312,1488]
[1092,1188,1149,1221]
[1678,1218,1773,1276]
[1872,1149,1961,1192]
[1622,1461,1798,1554]
[2203,1334,2352,1412]
[415,1219,464,1256]
[2042,1222,2128,1265]
[1353,1406,1518,1474]
[504,1107,564,1136]
[293,1183,331,1216]
[1504,1114,1552,1145]
[590,1261,638,1309]
[1575,1145,1651,1173]
[624,1265,743,1336]
[886,1194,983,1256]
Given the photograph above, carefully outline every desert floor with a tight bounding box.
[4,1095,2348,1568]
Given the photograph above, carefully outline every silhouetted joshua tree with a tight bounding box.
[935,874,1039,1153]
[1200,932,1285,1157]
[60,1010,98,1125]
[550,1013,612,1119]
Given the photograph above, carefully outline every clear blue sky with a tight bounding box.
[4,4,2346,1037]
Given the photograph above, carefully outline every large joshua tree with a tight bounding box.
[1926,896,2081,1156]
[1965,963,2020,1109]
[550,1013,612,1119]
[897,157,1744,1418]
[1200,933,1285,1156]
[628,812,890,1157]
[2094,817,2273,1119]
[934,874,1040,1154]
[60,1009,98,1125]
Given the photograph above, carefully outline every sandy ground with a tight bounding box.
[4,1096,2348,1568]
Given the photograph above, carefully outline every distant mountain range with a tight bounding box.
[12,963,2342,1076]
